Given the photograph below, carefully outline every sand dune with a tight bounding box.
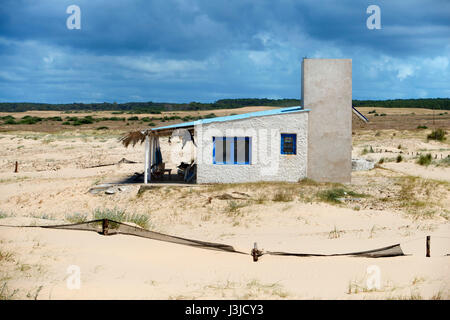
[0,129,449,299]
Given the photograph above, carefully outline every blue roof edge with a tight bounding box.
[152,106,310,131]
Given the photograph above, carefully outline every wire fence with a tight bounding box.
[1,219,449,261]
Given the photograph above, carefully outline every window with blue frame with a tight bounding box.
[213,137,251,164]
[281,133,296,155]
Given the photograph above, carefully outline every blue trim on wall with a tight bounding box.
[152,106,310,131]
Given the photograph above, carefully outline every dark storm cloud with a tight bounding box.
[0,0,448,102]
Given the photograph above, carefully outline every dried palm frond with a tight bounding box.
[119,130,148,148]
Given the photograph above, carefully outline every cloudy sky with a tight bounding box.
[0,0,449,103]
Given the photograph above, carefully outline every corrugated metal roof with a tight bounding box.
[152,106,309,131]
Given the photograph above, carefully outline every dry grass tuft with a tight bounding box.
[224,200,248,217]
[272,190,294,202]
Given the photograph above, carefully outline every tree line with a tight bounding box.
[0,98,449,112]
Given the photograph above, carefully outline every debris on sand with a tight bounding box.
[88,184,113,194]
[84,158,139,169]
[352,158,375,171]
[89,184,129,195]
[105,188,116,195]
[214,192,250,200]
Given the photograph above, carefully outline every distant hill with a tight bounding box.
[0,98,449,112]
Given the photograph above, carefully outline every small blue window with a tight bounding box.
[281,134,296,155]
[213,137,251,164]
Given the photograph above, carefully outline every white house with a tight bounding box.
[136,58,353,184]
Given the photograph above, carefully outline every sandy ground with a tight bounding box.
[0,128,449,300]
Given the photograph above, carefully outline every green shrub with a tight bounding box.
[1,115,16,124]
[361,146,374,155]
[203,113,217,119]
[436,156,450,167]
[19,116,42,124]
[126,213,150,229]
[101,117,125,121]
[417,125,427,129]
[417,153,432,166]
[92,208,150,229]
[65,212,88,224]
[96,126,109,130]
[47,116,62,121]
[127,116,139,121]
[93,207,126,222]
[317,188,366,203]
[427,128,446,141]
[396,155,403,163]
[4,118,16,125]
[71,117,94,126]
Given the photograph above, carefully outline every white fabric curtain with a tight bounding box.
[144,134,162,184]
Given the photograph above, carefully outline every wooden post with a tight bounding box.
[251,242,262,262]
[14,161,18,173]
[150,136,154,182]
[426,236,430,257]
[102,219,109,236]
[144,135,150,184]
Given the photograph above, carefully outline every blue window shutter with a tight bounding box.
[212,137,216,164]
[281,134,297,155]
[245,137,250,164]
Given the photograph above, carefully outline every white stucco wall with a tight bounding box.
[195,111,309,183]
